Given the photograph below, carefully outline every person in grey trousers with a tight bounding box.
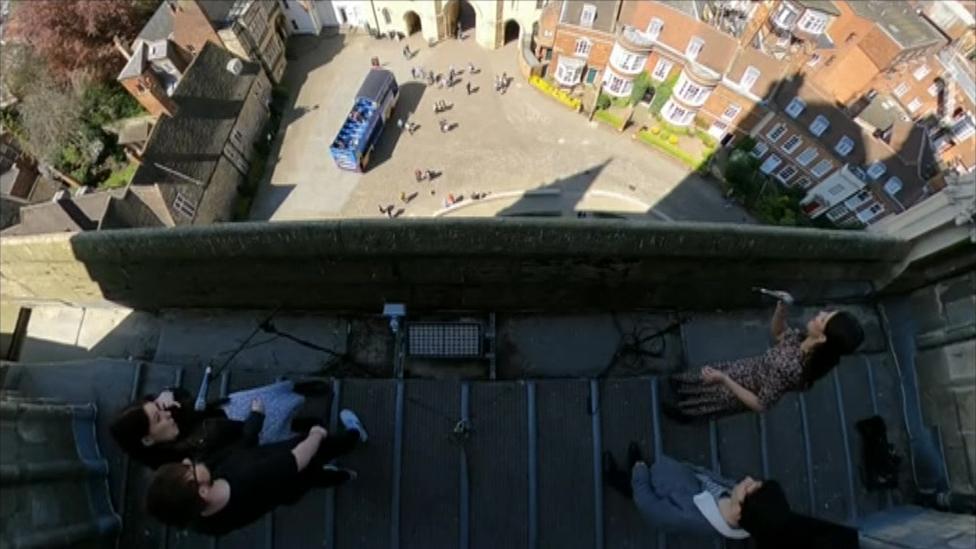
[604,443,857,548]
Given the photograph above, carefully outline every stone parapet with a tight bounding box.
[0,219,910,311]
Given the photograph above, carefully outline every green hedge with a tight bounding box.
[595,109,624,128]
[649,73,678,114]
[637,129,708,170]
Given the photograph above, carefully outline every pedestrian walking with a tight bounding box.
[397,119,405,131]
[415,169,424,183]
[466,81,472,95]
[456,22,462,39]
[378,204,386,215]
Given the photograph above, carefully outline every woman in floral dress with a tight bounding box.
[668,296,865,419]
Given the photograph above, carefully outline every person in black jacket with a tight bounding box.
[146,409,368,536]
[110,380,329,469]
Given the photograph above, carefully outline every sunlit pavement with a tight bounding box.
[251,31,753,223]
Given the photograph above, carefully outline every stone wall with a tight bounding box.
[0,219,909,311]
[911,270,976,495]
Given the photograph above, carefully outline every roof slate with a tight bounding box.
[131,42,260,189]
[848,0,945,49]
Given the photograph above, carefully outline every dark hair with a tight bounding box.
[109,401,151,454]
[146,463,206,526]
[739,480,792,543]
[802,311,864,388]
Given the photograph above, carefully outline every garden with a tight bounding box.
[720,137,810,227]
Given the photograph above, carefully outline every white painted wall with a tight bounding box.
[280,0,322,35]
[372,0,439,44]
[314,0,339,27]
[330,0,375,29]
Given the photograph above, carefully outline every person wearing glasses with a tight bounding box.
[667,293,864,419]
[146,403,368,536]
[110,379,331,469]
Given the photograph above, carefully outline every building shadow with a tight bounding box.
[247,183,295,221]
[369,82,427,170]
[487,159,610,217]
[644,71,940,229]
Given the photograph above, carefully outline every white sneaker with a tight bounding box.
[323,464,358,481]
[340,409,368,442]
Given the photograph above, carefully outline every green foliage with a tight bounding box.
[724,149,762,202]
[79,83,144,130]
[734,135,757,153]
[648,73,678,114]
[595,92,611,110]
[0,108,29,145]
[629,71,651,106]
[637,129,708,170]
[695,129,717,149]
[723,149,807,225]
[594,109,624,128]
[754,186,806,226]
[100,161,137,189]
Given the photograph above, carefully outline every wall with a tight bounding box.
[372,0,440,44]
[281,0,322,35]
[0,220,910,312]
[909,270,976,495]
[172,0,223,56]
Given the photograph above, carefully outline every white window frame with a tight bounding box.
[662,99,695,126]
[809,115,830,136]
[844,190,872,210]
[795,176,811,189]
[826,205,851,222]
[766,123,787,142]
[907,97,922,113]
[574,38,592,57]
[580,4,596,27]
[651,58,673,81]
[927,83,940,96]
[173,191,196,218]
[811,159,833,178]
[797,10,828,34]
[781,134,803,154]
[686,37,704,60]
[884,176,903,196]
[856,202,885,224]
[894,82,909,97]
[786,97,806,118]
[721,103,741,122]
[834,136,854,156]
[867,162,887,180]
[750,141,770,158]
[777,164,799,183]
[913,64,930,81]
[740,66,760,91]
[760,154,783,174]
[646,18,663,41]
[796,146,818,166]
[827,183,845,196]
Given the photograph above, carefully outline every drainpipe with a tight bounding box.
[589,81,604,122]
[368,0,381,34]
[610,0,624,34]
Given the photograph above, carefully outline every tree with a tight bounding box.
[629,71,650,107]
[7,0,160,83]
[17,72,86,164]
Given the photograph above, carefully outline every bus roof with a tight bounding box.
[356,69,396,104]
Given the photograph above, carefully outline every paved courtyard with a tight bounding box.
[251,32,752,223]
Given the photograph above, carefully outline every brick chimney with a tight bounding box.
[119,70,178,118]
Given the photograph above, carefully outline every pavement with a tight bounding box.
[250,33,753,223]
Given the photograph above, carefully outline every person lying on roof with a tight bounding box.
[110,379,330,469]
[146,408,368,536]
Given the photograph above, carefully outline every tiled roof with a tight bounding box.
[848,0,945,49]
[725,47,790,100]
[795,0,840,17]
[559,0,615,33]
[773,77,932,210]
[1,190,119,236]
[641,1,737,75]
[131,42,259,189]
[135,1,174,45]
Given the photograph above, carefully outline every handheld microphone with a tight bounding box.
[752,287,795,304]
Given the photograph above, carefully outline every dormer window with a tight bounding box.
[884,177,902,195]
[686,37,704,61]
[740,66,760,92]
[785,97,806,118]
[647,18,663,40]
[809,115,830,136]
[797,11,829,34]
[835,135,854,156]
[580,4,596,27]
[867,162,887,180]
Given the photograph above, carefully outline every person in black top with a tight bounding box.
[146,407,368,536]
[110,381,331,469]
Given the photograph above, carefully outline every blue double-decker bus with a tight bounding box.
[329,69,399,172]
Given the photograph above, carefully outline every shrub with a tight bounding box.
[650,126,660,135]
[637,129,706,170]
[648,73,678,114]
[596,92,611,110]
[629,71,651,106]
[668,135,678,145]
[734,135,757,153]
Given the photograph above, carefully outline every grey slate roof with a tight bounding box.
[199,0,238,25]
[131,41,260,188]
[0,190,118,236]
[849,0,945,49]
[135,1,175,45]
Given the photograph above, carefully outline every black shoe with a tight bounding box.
[627,441,644,470]
[603,451,633,499]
